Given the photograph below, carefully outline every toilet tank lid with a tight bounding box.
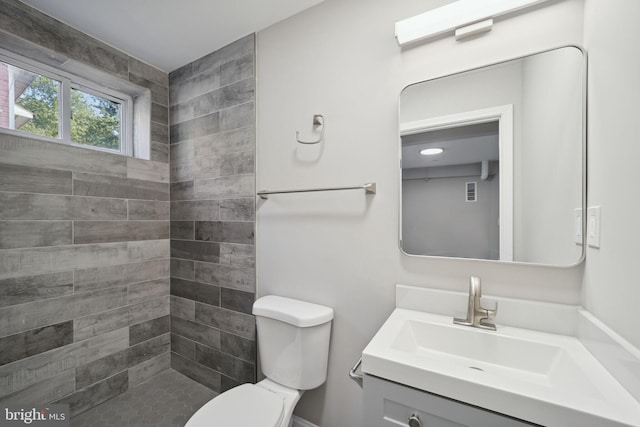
[253,295,334,327]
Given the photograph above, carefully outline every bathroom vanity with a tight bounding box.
[360,285,640,427]
[364,374,537,426]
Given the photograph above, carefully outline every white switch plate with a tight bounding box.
[574,208,583,245]
[587,206,601,248]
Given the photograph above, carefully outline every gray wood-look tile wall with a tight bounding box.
[0,0,171,417]
[169,34,257,393]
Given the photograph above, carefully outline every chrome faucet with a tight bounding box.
[453,276,498,331]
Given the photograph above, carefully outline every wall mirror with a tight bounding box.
[400,46,585,266]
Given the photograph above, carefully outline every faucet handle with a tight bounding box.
[480,298,498,315]
[479,298,498,330]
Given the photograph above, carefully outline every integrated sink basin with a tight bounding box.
[394,318,563,380]
[362,308,640,427]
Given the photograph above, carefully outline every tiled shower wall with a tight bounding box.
[0,0,171,417]
[169,34,257,392]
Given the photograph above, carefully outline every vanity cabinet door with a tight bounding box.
[363,375,540,427]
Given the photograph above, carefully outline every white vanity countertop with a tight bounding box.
[361,285,640,427]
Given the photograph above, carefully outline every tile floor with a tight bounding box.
[70,370,216,427]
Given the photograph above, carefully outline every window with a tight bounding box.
[3,65,61,138]
[70,87,122,151]
[0,55,132,155]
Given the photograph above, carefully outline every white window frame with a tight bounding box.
[0,51,135,156]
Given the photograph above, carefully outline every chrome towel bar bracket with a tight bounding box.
[349,357,363,387]
[257,182,376,200]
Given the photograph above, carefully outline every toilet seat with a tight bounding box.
[185,384,284,427]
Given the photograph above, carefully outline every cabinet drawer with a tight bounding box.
[363,375,539,427]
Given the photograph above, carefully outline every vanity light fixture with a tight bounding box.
[420,148,444,156]
[395,0,552,46]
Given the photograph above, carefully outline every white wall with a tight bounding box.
[402,164,500,259]
[256,0,585,425]
[399,60,523,122]
[519,49,584,265]
[582,0,640,350]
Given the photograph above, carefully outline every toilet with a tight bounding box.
[185,295,334,427]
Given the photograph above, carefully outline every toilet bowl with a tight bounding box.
[185,295,334,427]
[184,379,300,427]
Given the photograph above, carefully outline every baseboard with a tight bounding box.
[292,415,320,427]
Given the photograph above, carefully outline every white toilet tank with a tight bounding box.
[253,295,334,390]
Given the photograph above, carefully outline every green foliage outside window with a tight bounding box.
[15,75,60,138]
[15,75,121,150]
[71,89,121,150]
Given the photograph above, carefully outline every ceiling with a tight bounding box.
[20,0,325,72]
[401,122,499,169]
